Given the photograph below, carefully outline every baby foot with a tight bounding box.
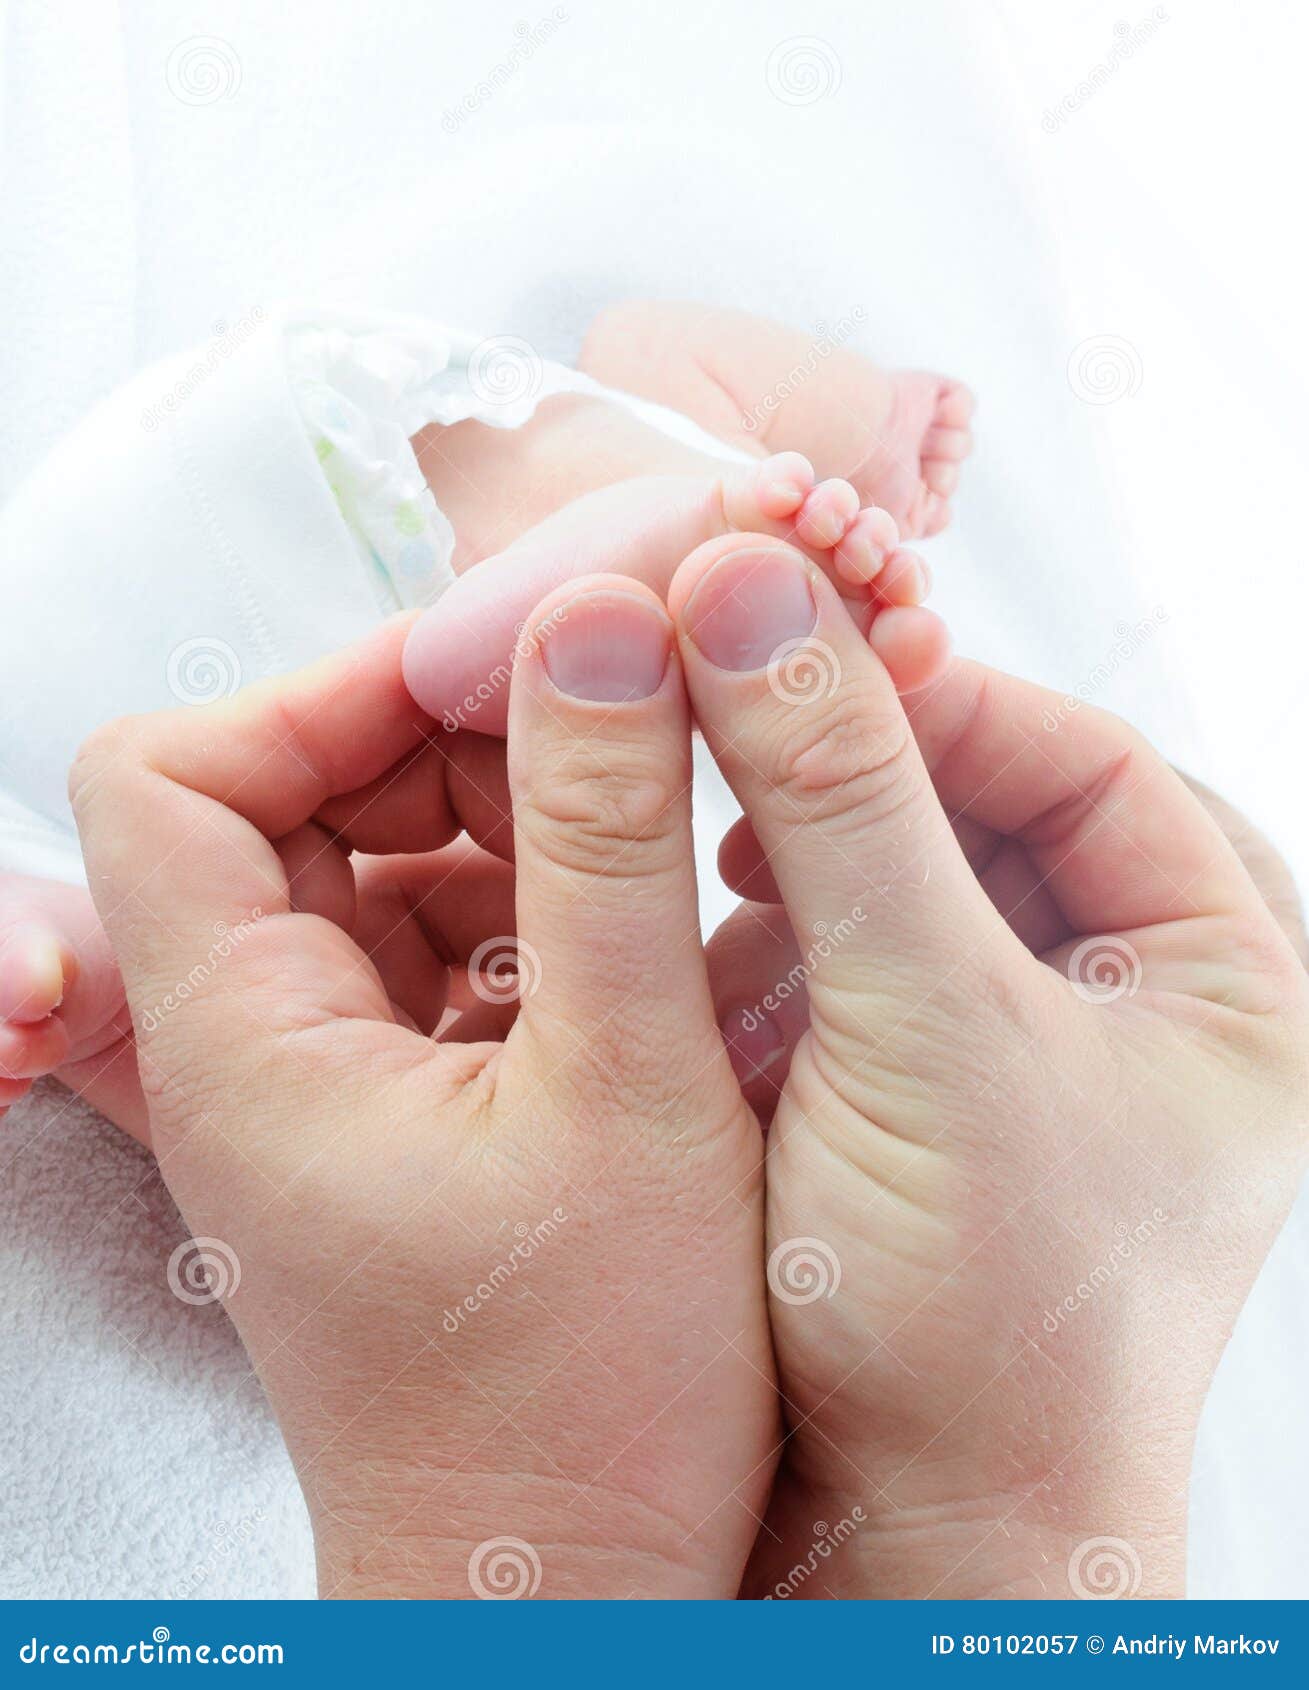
[0,877,130,1118]
[863,370,975,540]
[579,301,975,539]
[403,452,948,734]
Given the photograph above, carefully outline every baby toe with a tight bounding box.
[0,1076,34,1109]
[754,451,815,520]
[0,924,66,1024]
[0,1015,71,1081]
[833,505,900,585]
[922,459,961,500]
[935,381,976,430]
[922,425,973,463]
[875,547,931,607]
[794,477,861,550]
[920,490,952,537]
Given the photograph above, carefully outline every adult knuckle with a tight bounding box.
[769,695,920,831]
[67,715,149,809]
[520,742,682,877]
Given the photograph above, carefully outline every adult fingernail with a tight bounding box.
[684,547,816,672]
[541,592,671,702]
[721,1005,785,1083]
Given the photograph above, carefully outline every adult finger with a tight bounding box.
[69,617,436,1061]
[503,574,741,1120]
[668,536,1029,1016]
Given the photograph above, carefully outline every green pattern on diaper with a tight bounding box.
[394,500,425,537]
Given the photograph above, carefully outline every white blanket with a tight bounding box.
[2,0,1305,1600]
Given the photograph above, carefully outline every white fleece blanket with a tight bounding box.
[2,0,1306,1601]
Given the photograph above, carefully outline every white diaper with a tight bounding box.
[0,306,746,884]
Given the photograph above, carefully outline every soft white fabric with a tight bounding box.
[1,0,1305,1602]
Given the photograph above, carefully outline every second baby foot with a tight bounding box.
[0,877,130,1119]
[404,452,947,734]
[580,301,975,539]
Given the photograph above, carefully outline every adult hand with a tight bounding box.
[70,603,775,1599]
[666,535,1308,1600]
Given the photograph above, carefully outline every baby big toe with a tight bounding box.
[0,924,66,1024]
[0,1016,71,1081]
